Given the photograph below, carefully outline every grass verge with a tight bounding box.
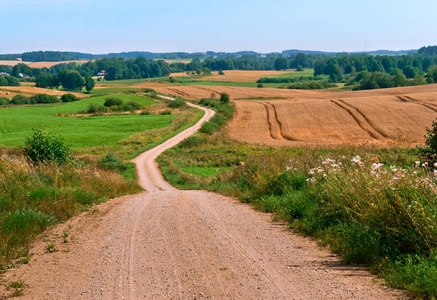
[158,106,437,298]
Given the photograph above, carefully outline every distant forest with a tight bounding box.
[0,47,436,90]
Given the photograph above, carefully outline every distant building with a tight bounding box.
[97,70,106,76]
[0,72,10,76]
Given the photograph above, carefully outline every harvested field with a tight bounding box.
[169,70,297,82]
[0,60,87,68]
[228,84,437,147]
[140,85,319,100]
[197,70,296,82]
[0,86,87,99]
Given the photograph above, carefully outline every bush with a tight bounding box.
[22,127,71,164]
[30,94,60,104]
[0,97,9,105]
[99,152,127,172]
[257,83,264,88]
[61,93,79,103]
[168,98,186,108]
[420,118,437,163]
[219,92,230,104]
[178,136,206,149]
[87,103,107,114]
[140,110,151,115]
[10,95,31,105]
[122,101,142,112]
[160,109,171,115]
[218,70,225,75]
[104,97,123,107]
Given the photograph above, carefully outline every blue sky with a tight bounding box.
[1,0,436,54]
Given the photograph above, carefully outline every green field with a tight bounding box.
[0,94,176,149]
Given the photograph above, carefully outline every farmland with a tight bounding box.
[0,94,171,149]
[0,60,88,68]
[0,86,86,99]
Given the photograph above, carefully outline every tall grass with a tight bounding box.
[0,152,140,267]
[159,131,437,298]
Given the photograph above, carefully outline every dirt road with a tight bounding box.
[0,99,405,299]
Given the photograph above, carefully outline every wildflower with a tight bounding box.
[422,162,428,168]
[351,155,364,167]
[371,163,384,174]
[415,161,421,167]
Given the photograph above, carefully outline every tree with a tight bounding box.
[219,92,230,104]
[326,58,342,82]
[426,65,437,83]
[84,75,95,92]
[390,68,407,87]
[421,118,437,163]
[59,70,84,91]
[274,57,288,70]
[196,68,202,75]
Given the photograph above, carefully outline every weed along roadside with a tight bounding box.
[0,91,204,285]
[0,93,404,299]
[159,95,437,298]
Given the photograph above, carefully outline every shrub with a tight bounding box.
[178,136,206,149]
[61,93,79,103]
[99,152,127,172]
[87,103,107,114]
[0,97,9,105]
[160,109,171,115]
[421,118,437,163]
[30,94,60,104]
[104,97,123,107]
[257,83,264,88]
[218,70,225,75]
[22,127,71,164]
[168,98,186,108]
[10,95,31,105]
[140,110,151,115]
[219,92,230,104]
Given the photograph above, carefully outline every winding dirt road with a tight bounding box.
[0,99,406,299]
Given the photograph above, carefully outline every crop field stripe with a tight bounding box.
[337,99,390,139]
[400,96,437,113]
[330,100,380,140]
[269,103,295,141]
[168,88,191,98]
[259,102,281,140]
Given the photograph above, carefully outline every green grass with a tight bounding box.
[266,68,314,78]
[175,77,285,88]
[0,94,175,149]
[158,121,437,298]
[89,87,137,95]
[181,166,230,177]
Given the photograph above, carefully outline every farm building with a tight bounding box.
[97,70,106,76]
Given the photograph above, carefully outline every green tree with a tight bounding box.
[59,70,84,91]
[426,65,437,83]
[274,57,288,70]
[196,68,202,75]
[219,92,230,104]
[390,68,407,86]
[84,75,95,92]
[421,118,437,163]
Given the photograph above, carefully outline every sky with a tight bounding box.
[1,0,436,54]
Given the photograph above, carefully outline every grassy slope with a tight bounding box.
[158,107,437,298]
[0,94,177,149]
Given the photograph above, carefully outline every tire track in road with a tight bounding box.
[131,95,215,192]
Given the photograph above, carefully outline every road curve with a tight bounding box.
[131,96,215,192]
[0,97,406,299]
